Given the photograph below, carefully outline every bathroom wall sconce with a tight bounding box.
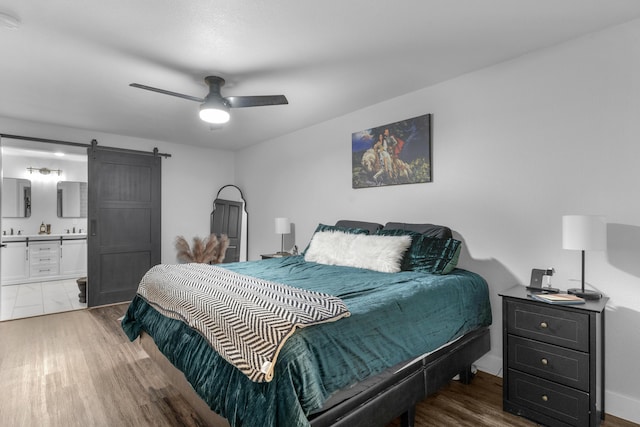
[27,167,62,176]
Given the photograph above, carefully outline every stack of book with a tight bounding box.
[528,293,585,305]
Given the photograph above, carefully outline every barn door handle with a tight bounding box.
[91,219,97,236]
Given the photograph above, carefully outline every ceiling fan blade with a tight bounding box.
[129,83,204,103]
[226,95,288,108]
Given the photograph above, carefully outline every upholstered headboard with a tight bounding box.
[334,220,452,239]
[382,222,452,239]
[334,220,383,234]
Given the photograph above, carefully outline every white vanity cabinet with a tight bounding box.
[0,241,29,284]
[60,239,87,276]
[29,241,60,278]
[1,235,87,285]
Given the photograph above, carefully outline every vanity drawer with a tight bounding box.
[30,264,60,277]
[29,242,60,277]
[508,335,589,391]
[506,300,589,352]
[507,369,589,426]
[30,252,59,265]
[30,253,59,266]
[29,242,59,258]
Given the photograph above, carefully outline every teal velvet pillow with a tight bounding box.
[302,223,371,255]
[377,229,461,274]
[313,223,371,235]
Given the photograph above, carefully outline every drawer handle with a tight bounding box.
[540,321,548,329]
[541,394,549,402]
[541,358,548,366]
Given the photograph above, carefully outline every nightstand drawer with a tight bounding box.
[507,369,589,426]
[506,300,589,352]
[508,335,589,391]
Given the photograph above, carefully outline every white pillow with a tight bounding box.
[304,230,411,273]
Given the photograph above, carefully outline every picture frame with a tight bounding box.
[352,113,432,188]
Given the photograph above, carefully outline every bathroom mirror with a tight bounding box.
[2,178,31,218]
[57,181,88,218]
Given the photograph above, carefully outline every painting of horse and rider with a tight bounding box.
[352,114,432,188]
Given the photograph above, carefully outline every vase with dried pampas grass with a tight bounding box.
[175,234,230,264]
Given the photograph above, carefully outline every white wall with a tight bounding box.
[236,19,640,422]
[0,117,235,264]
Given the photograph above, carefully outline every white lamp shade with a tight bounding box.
[562,215,606,251]
[275,217,291,234]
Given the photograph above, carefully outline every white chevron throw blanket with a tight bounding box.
[137,263,351,382]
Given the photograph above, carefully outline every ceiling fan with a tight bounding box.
[130,76,288,124]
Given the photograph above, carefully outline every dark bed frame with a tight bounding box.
[140,327,490,427]
[139,220,491,427]
[308,327,490,427]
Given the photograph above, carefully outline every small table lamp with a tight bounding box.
[275,217,291,255]
[562,215,606,300]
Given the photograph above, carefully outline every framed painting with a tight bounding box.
[352,114,432,188]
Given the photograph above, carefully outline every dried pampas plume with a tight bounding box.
[175,234,230,264]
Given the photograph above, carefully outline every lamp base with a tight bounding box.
[567,288,602,300]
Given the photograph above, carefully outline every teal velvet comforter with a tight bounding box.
[122,256,492,427]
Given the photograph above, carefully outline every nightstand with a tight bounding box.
[499,285,608,427]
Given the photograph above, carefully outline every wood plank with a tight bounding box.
[0,305,635,427]
[0,305,206,427]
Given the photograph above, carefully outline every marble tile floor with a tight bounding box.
[0,279,86,321]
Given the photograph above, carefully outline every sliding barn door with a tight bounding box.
[87,147,161,307]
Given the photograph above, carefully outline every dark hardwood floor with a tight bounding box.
[0,304,636,427]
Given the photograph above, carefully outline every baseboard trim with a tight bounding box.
[474,353,502,377]
[605,389,640,424]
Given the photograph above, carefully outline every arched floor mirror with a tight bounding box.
[210,185,248,262]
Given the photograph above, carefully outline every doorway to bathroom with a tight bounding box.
[1,135,167,320]
[1,137,88,321]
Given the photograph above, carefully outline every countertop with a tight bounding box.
[2,233,87,242]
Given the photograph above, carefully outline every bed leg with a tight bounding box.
[400,406,416,427]
[459,365,474,385]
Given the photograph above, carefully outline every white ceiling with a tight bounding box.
[1,1,640,151]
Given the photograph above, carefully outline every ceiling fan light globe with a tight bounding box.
[199,104,230,124]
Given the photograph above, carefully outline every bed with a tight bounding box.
[122,220,492,427]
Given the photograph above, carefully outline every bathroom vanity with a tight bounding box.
[1,234,87,285]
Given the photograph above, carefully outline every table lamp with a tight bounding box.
[275,217,291,255]
[562,215,606,300]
